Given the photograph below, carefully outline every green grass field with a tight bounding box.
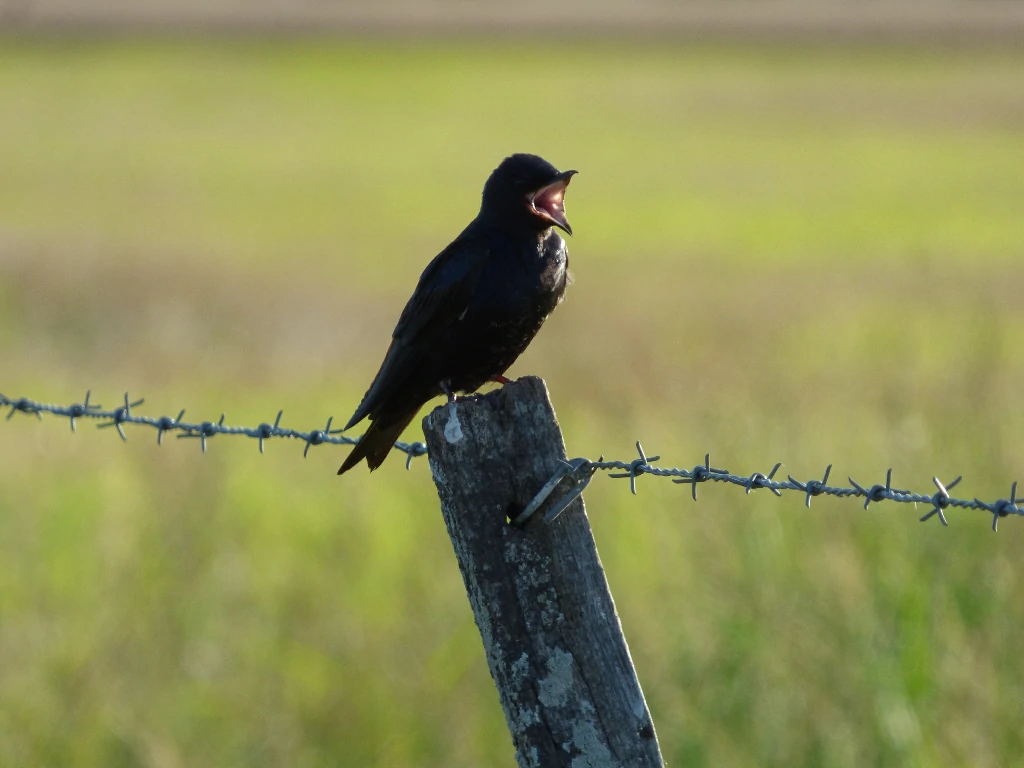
[1,38,1023,767]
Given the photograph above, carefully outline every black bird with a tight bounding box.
[338,153,577,474]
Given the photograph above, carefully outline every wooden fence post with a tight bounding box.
[422,376,663,768]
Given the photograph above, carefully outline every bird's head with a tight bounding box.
[481,153,577,236]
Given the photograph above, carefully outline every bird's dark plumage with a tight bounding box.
[338,153,577,474]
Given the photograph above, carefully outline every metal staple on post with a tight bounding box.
[2,391,1021,530]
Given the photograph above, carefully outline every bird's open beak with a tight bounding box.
[528,169,577,236]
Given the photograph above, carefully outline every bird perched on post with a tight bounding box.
[338,153,577,475]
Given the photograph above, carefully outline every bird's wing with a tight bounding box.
[344,230,489,430]
[393,235,488,346]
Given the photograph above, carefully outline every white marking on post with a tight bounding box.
[444,402,463,443]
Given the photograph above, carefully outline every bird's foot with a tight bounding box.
[489,375,513,385]
[440,380,471,403]
[440,380,456,403]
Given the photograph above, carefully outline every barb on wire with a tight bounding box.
[2,393,1021,531]
[672,453,729,501]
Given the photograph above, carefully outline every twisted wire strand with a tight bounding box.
[3,392,1020,530]
[0,390,429,467]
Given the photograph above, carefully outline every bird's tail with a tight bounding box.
[337,409,418,475]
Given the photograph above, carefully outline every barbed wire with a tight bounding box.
[0,390,429,466]
[3,391,1021,531]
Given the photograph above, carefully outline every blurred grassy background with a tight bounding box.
[1,35,1023,767]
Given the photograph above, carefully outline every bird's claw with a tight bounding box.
[440,380,473,403]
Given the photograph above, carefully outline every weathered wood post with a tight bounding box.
[423,376,663,767]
